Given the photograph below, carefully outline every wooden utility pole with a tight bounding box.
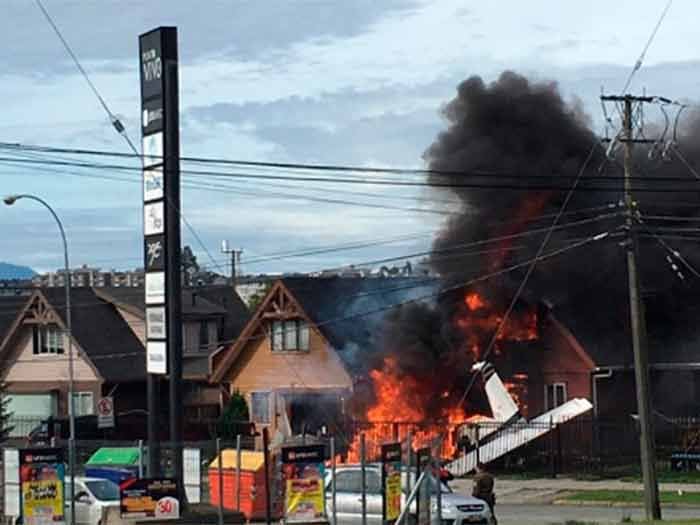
[602,93,660,520]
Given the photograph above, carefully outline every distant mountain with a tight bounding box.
[0,262,36,280]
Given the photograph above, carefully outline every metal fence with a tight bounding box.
[2,416,700,521]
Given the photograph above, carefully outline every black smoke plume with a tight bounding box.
[369,71,700,418]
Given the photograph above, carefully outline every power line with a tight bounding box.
[620,0,673,94]
[4,141,700,183]
[3,154,700,193]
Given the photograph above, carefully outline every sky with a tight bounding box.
[1,0,698,275]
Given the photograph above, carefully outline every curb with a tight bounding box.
[553,499,700,508]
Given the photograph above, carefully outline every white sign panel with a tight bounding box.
[144,168,164,202]
[183,448,201,504]
[146,306,167,339]
[147,340,167,374]
[142,131,164,167]
[3,448,19,517]
[145,272,165,304]
[144,202,164,236]
[97,397,115,429]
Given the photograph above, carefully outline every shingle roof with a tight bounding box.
[190,286,250,342]
[95,287,227,317]
[41,288,146,382]
[281,276,439,375]
[0,295,32,345]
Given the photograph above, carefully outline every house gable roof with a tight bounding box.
[40,287,146,382]
[210,276,439,382]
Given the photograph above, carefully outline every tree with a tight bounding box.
[181,245,200,286]
[217,391,250,439]
[0,382,14,442]
[247,282,273,310]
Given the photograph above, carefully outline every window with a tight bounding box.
[33,326,65,355]
[544,383,567,411]
[251,392,270,424]
[199,321,209,349]
[72,392,94,416]
[333,470,381,494]
[271,320,310,352]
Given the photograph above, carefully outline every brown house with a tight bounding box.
[211,276,441,439]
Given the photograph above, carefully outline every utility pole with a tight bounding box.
[221,240,242,286]
[601,93,660,520]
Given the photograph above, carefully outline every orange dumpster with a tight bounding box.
[209,449,269,520]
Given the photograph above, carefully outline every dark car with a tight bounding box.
[27,415,105,445]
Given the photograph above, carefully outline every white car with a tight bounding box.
[325,465,494,525]
[64,477,121,525]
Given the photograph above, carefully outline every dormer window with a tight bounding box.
[33,325,65,355]
[271,320,309,352]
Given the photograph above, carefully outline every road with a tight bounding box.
[496,503,700,524]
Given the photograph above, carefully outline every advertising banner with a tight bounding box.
[381,443,402,524]
[281,445,326,522]
[120,478,179,520]
[19,448,65,525]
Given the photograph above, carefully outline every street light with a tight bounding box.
[4,194,76,525]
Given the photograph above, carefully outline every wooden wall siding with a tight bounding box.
[225,325,353,392]
[3,327,101,383]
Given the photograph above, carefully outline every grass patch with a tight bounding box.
[564,489,700,505]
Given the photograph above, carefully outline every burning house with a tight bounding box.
[213,71,700,467]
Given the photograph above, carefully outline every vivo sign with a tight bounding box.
[142,49,162,82]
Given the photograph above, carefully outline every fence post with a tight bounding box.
[433,457,442,525]
[262,427,272,525]
[360,433,367,525]
[216,438,224,525]
[236,434,242,511]
[549,417,556,479]
[330,437,337,525]
[406,429,413,496]
[556,422,563,474]
[138,440,144,479]
[475,424,480,468]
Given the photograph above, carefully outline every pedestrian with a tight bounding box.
[472,462,496,523]
[438,461,454,487]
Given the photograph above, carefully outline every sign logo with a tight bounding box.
[145,272,165,305]
[142,99,164,134]
[144,202,164,236]
[142,132,163,168]
[145,235,165,271]
[144,168,164,202]
[146,307,167,339]
[142,49,162,82]
[147,341,167,375]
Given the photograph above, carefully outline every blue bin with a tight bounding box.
[85,466,138,485]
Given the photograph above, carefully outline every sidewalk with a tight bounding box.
[451,477,700,505]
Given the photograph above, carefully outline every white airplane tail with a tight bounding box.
[472,361,520,422]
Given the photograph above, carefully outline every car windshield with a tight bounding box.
[86,480,120,501]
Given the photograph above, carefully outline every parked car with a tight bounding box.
[325,464,494,525]
[28,416,104,446]
[64,477,120,525]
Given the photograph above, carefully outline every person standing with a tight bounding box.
[472,463,496,522]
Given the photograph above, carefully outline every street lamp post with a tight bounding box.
[4,194,76,525]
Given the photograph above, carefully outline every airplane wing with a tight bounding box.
[447,398,592,475]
